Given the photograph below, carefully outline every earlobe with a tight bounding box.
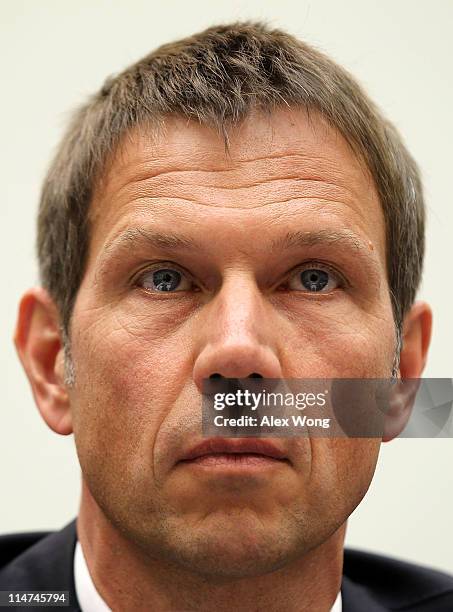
[381,378,421,442]
[382,300,432,442]
[13,287,73,436]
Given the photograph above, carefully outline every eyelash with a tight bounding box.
[133,260,348,294]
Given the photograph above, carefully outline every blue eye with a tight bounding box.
[288,266,340,293]
[300,269,329,291]
[153,269,181,291]
[139,267,192,292]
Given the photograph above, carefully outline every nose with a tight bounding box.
[192,274,283,392]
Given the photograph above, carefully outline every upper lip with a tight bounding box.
[179,438,289,462]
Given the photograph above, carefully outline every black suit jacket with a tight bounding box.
[1,519,453,611]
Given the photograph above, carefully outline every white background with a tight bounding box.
[1,0,452,574]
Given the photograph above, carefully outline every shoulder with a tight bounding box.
[0,519,78,603]
[0,530,51,570]
[343,547,453,611]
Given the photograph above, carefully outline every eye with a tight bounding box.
[287,264,341,293]
[138,266,193,293]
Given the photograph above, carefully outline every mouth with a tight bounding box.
[178,438,290,469]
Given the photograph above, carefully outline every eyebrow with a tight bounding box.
[103,227,198,256]
[96,228,198,280]
[103,227,365,253]
[269,229,364,252]
[97,226,373,278]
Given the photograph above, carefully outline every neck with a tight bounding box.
[77,483,345,612]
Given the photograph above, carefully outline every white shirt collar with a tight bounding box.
[331,588,342,612]
[74,539,342,611]
[74,541,112,612]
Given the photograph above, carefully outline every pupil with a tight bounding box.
[301,269,329,292]
[153,269,181,291]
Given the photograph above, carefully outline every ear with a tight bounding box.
[382,300,432,442]
[14,287,73,435]
[398,300,432,379]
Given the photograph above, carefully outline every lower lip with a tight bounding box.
[180,453,288,468]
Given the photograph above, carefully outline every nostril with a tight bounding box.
[208,372,264,380]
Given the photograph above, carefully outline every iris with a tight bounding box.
[152,269,181,292]
[300,269,329,292]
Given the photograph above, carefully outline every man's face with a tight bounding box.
[68,108,396,577]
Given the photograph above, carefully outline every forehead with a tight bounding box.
[87,107,386,266]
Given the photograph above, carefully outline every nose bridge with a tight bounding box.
[214,271,261,337]
[192,272,283,391]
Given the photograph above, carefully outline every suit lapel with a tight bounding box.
[0,518,80,611]
[341,575,388,611]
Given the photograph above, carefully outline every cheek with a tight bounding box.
[73,303,190,403]
[69,308,192,482]
[309,438,381,516]
[282,301,396,377]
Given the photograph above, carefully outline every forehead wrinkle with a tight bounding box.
[93,106,378,219]
[119,171,350,195]
[109,183,355,213]
[90,122,377,231]
[94,145,370,211]
[93,156,362,215]
[103,151,349,186]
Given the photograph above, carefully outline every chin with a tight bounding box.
[157,509,312,579]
